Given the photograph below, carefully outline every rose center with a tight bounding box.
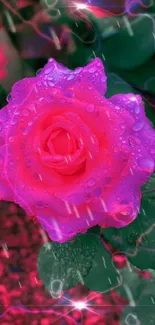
[47,128,78,156]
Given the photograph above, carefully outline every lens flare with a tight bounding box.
[74,3,88,10]
[72,301,87,310]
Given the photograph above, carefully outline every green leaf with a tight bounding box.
[105,73,135,98]
[121,279,155,325]
[37,233,99,293]
[84,237,121,293]
[115,266,151,303]
[100,14,154,70]
[102,173,155,270]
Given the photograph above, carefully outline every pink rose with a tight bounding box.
[0,58,155,243]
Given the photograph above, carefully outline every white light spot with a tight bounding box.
[73,205,80,218]
[100,199,108,212]
[73,301,87,310]
[34,277,38,284]
[87,206,94,220]
[52,219,62,240]
[18,281,22,288]
[130,97,137,102]
[75,3,88,10]
[38,173,43,181]
[102,256,107,268]
[64,201,72,214]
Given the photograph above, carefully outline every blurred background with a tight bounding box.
[0,0,155,324]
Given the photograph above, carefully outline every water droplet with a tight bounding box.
[119,151,128,161]
[74,68,82,74]
[8,136,15,143]
[87,178,95,186]
[48,81,54,87]
[25,157,33,167]
[84,193,92,202]
[0,154,3,164]
[22,128,29,136]
[63,90,73,98]
[14,108,20,115]
[150,147,155,154]
[23,109,29,116]
[94,187,102,197]
[67,75,75,80]
[45,67,53,75]
[28,121,33,126]
[46,94,54,103]
[20,141,26,150]
[36,201,44,208]
[0,137,4,147]
[9,160,14,167]
[138,157,154,171]
[88,67,96,73]
[36,68,42,75]
[104,177,111,185]
[0,123,3,131]
[134,103,140,114]
[11,118,17,125]
[120,123,125,129]
[46,76,54,81]
[7,93,12,102]
[132,120,144,131]
[87,104,94,112]
[115,105,120,110]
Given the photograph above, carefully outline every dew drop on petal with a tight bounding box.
[11,118,17,125]
[67,75,75,80]
[22,128,29,136]
[104,177,112,185]
[28,121,33,126]
[8,136,15,143]
[23,109,29,116]
[85,187,92,193]
[36,69,42,75]
[0,123,3,132]
[87,178,96,187]
[0,154,3,164]
[132,120,144,131]
[48,81,54,87]
[134,103,140,114]
[25,157,33,167]
[138,157,154,171]
[87,104,95,112]
[6,93,12,103]
[120,123,125,129]
[94,187,102,198]
[115,105,120,110]
[150,147,155,154]
[14,108,20,115]
[0,137,5,147]
[45,67,53,75]
[36,201,44,208]
[88,67,96,73]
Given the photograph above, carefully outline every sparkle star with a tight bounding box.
[74,3,88,10]
[72,301,87,310]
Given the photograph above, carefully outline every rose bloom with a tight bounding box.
[0,58,155,243]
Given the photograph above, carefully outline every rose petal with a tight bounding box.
[39,57,107,96]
